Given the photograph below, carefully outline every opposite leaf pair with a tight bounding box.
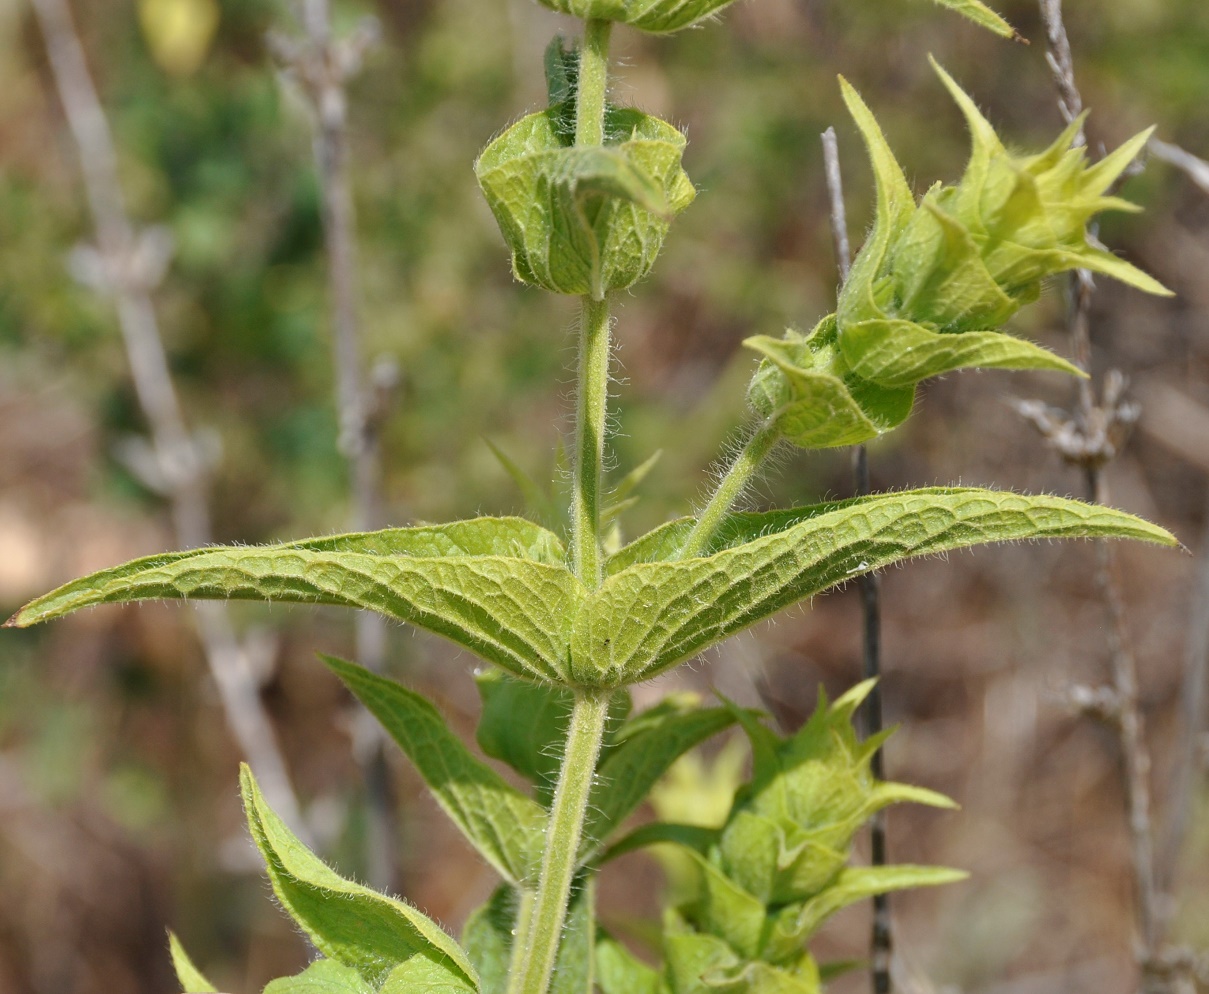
[8,490,1174,690]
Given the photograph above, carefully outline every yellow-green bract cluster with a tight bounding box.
[475,102,695,298]
[661,682,963,994]
[533,0,740,34]
[746,59,1170,451]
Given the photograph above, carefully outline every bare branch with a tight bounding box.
[30,0,305,837]
[823,124,890,994]
[276,0,399,892]
[1033,3,1167,988]
[1149,137,1209,197]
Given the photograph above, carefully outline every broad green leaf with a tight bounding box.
[776,865,967,946]
[323,656,547,886]
[379,958,477,994]
[534,0,741,34]
[681,849,767,961]
[839,318,1082,388]
[474,670,631,806]
[462,883,594,994]
[596,936,665,994]
[240,766,479,990]
[601,821,719,864]
[263,960,373,994]
[583,706,738,855]
[276,517,566,564]
[699,960,820,994]
[570,488,1175,686]
[664,919,744,994]
[10,542,583,684]
[168,931,217,993]
[462,887,517,994]
[744,332,913,448]
[927,0,1017,38]
[475,670,573,803]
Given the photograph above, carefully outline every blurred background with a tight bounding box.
[1,0,1208,991]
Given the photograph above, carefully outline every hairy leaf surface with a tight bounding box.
[583,706,738,856]
[324,656,547,886]
[168,932,217,993]
[241,766,479,989]
[262,960,373,994]
[11,542,583,683]
[572,488,1175,685]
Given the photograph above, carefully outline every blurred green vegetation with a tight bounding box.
[1,0,1207,991]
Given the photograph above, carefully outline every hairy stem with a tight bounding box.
[575,20,613,147]
[573,296,612,587]
[678,420,781,559]
[506,693,609,994]
[507,22,616,994]
[569,20,614,586]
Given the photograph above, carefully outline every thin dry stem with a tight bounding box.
[823,125,890,994]
[290,0,398,891]
[30,0,304,836]
[1034,2,1166,988]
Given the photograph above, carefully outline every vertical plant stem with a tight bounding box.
[677,421,782,560]
[569,18,614,587]
[573,295,611,587]
[1038,3,1164,986]
[506,692,609,994]
[823,125,890,994]
[507,22,616,994]
[298,0,398,891]
[30,0,305,837]
[575,19,613,147]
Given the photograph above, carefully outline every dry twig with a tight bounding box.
[271,0,399,891]
[29,0,304,835]
[1030,3,1166,988]
[822,125,891,994]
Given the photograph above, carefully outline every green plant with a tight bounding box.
[5,1,1177,992]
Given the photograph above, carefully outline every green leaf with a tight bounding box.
[274,517,566,564]
[379,958,478,994]
[543,35,578,107]
[263,960,373,994]
[926,0,1017,38]
[570,488,1176,686]
[596,936,665,994]
[462,883,594,994]
[475,670,573,804]
[600,821,719,864]
[168,932,217,993]
[240,766,479,990]
[783,865,967,943]
[9,534,583,684]
[533,0,742,34]
[583,705,738,855]
[664,917,744,994]
[483,440,561,530]
[474,670,631,806]
[322,656,547,886]
[839,318,1083,387]
[743,331,913,448]
[476,105,694,297]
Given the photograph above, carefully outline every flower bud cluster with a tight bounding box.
[746,60,1168,450]
[475,41,695,299]
[662,682,959,993]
